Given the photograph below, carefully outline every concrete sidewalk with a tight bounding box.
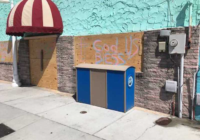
[0,82,199,140]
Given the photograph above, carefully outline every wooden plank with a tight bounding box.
[24,35,58,40]
[29,38,57,59]
[0,41,13,63]
[74,32,144,72]
[29,37,58,90]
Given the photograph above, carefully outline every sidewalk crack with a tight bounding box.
[135,124,156,140]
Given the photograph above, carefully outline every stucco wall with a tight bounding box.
[0,0,200,41]
[0,1,12,41]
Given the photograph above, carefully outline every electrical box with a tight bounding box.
[197,94,200,106]
[165,80,177,93]
[159,42,166,52]
[169,34,186,54]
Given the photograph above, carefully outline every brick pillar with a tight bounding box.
[56,36,76,93]
[0,63,13,82]
[18,39,31,86]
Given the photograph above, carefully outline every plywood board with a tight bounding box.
[29,37,58,90]
[0,41,13,63]
[74,32,144,72]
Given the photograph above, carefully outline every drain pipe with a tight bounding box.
[178,0,193,118]
[179,54,184,118]
[177,67,180,116]
[192,70,198,120]
[189,0,193,26]
[11,0,21,87]
[191,24,200,120]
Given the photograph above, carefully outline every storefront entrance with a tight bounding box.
[29,37,58,90]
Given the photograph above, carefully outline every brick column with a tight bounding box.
[18,39,31,86]
[0,63,13,82]
[56,36,76,93]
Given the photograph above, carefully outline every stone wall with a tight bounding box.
[0,63,13,82]
[18,40,31,86]
[183,27,199,117]
[56,36,76,93]
[135,27,199,118]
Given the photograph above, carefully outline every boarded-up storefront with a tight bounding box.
[29,37,58,90]
[2,28,197,118]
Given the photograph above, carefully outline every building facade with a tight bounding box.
[0,0,200,119]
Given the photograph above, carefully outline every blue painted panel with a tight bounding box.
[126,67,135,112]
[107,71,124,112]
[195,106,200,121]
[196,72,200,93]
[77,68,90,104]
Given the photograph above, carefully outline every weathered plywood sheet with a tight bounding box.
[29,37,58,90]
[0,41,12,63]
[74,32,144,72]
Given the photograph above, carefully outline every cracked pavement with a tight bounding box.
[0,82,200,140]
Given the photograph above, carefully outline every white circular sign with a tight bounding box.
[128,76,133,87]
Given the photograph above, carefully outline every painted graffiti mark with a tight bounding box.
[126,36,140,60]
[95,52,102,64]
[93,37,126,65]
[78,36,141,65]
[82,36,141,65]
[93,40,102,52]
[75,32,144,71]
[79,37,89,63]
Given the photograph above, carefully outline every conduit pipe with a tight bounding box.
[191,24,200,120]
[178,0,193,119]
[192,70,198,120]
[11,0,21,87]
[188,0,193,48]
[179,54,184,118]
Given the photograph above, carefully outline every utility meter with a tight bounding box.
[169,34,186,54]
[170,39,178,47]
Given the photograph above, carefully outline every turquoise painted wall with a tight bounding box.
[0,0,13,41]
[0,0,200,41]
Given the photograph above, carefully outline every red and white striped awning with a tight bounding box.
[6,0,63,36]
